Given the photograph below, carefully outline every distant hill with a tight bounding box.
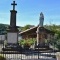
[0,24,21,34]
[0,24,8,34]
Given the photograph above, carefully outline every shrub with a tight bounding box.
[19,38,36,49]
[56,39,60,50]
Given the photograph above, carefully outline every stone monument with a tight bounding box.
[39,12,44,27]
[37,12,44,46]
[7,1,19,44]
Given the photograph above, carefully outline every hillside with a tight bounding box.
[0,24,21,34]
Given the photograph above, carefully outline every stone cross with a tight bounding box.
[11,1,17,10]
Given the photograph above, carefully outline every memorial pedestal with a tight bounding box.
[56,52,60,60]
[7,32,18,44]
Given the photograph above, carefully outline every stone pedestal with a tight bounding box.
[56,52,60,60]
[37,26,45,47]
[7,32,18,44]
[36,27,40,46]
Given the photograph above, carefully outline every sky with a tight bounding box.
[0,0,60,26]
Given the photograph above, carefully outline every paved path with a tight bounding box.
[2,54,56,60]
[6,58,56,60]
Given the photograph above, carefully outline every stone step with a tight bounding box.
[2,48,22,51]
[0,51,21,54]
[35,47,53,51]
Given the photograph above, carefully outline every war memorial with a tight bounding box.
[0,1,58,60]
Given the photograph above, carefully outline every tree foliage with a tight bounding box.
[0,24,8,34]
[19,38,36,47]
[45,24,60,50]
[20,25,35,31]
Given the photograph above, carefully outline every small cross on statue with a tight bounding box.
[11,1,17,10]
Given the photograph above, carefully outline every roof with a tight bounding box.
[19,26,37,34]
[19,26,55,35]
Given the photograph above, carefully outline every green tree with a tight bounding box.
[22,25,34,31]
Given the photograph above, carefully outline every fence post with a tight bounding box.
[21,48,22,60]
[38,44,39,59]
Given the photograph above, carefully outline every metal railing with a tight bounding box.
[0,43,57,60]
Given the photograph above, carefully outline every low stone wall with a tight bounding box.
[56,52,60,60]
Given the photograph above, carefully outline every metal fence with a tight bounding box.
[0,43,57,60]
